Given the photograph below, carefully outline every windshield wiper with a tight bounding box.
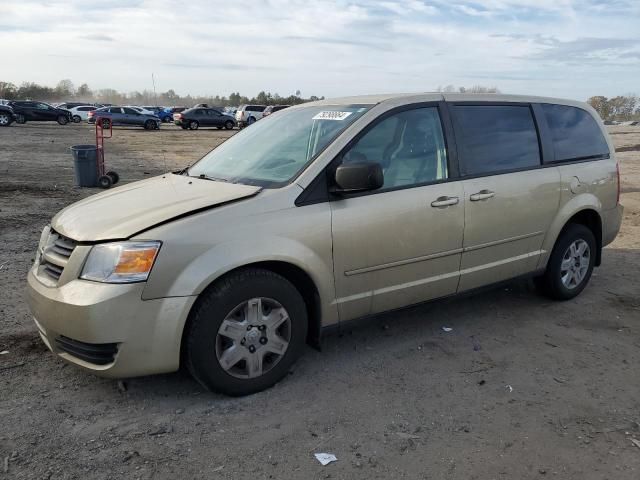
[194,174,230,183]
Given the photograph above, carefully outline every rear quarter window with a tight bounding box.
[541,104,609,162]
[452,105,540,176]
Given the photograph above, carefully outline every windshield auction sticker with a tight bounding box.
[312,111,353,121]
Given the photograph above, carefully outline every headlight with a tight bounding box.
[80,241,161,283]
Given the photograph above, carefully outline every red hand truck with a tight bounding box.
[95,116,120,189]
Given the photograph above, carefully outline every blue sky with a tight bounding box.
[1,0,639,100]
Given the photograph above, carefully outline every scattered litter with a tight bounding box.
[212,466,224,472]
[0,350,8,355]
[3,456,8,474]
[396,432,420,440]
[553,377,567,384]
[505,385,513,393]
[314,453,337,466]
[442,326,453,332]
[478,379,486,386]
[0,362,25,372]
[631,438,640,449]
[175,408,185,414]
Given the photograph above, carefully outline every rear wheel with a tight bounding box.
[98,175,113,189]
[186,268,308,396]
[536,224,596,300]
[225,120,234,130]
[144,120,154,130]
[57,115,69,125]
[0,113,12,126]
[189,120,199,130]
[72,115,81,123]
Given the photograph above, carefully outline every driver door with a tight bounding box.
[330,105,465,320]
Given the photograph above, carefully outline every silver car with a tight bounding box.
[27,93,622,395]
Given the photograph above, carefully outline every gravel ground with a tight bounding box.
[1,122,639,479]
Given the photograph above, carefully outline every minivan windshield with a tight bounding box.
[187,105,371,187]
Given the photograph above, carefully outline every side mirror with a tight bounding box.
[333,162,383,193]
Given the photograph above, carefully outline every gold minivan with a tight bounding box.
[26,93,623,395]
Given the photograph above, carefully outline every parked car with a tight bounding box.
[171,106,187,114]
[88,106,161,130]
[125,106,155,115]
[0,104,15,126]
[173,107,236,130]
[26,93,622,396]
[262,105,289,117]
[235,104,266,127]
[67,105,97,123]
[57,102,94,110]
[8,101,73,125]
[143,106,173,123]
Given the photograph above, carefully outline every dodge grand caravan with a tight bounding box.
[26,93,623,396]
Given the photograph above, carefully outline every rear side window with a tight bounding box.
[541,104,609,162]
[452,105,540,176]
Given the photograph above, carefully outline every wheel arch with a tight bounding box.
[179,260,324,369]
[540,204,603,270]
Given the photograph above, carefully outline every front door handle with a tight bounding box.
[469,190,495,201]
[431,196,459,208]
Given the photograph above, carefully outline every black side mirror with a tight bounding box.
[333,162,384,193]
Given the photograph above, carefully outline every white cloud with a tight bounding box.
[0,0,638,100]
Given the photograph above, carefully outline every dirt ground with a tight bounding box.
[1,122,639,479]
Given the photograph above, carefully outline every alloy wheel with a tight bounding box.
[560,239,590,289]
[215,297,291,379]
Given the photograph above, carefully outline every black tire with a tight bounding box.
[106,170,119,185]
[247,116,256,125]
[186,268,308,396]
[144,120,154,130]
[189,120,199,130]
[536,224,596,300]
[16,114,26,124]
[0,113,12,127]
[72,115,81,123]
[225,120,234,130]
[98,175,113,189]
[57,115,69,125]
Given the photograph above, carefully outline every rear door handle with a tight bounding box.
[431,196,459,208]
[469,190,495,201]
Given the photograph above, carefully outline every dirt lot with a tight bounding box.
[1,122,639,479]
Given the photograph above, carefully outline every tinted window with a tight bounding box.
[108,107,122,114]
[343,107,448,189]
[541,104,609,161]
[123,107,138,115]
[195,109,206,116]
[453,105,540,175]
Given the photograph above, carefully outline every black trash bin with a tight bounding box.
[70,145,98,187]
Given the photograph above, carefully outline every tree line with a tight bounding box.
[587,95,639,121]
[0,79,324,107]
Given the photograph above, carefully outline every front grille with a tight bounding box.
[55,336,118,365]
[39,230,77,283]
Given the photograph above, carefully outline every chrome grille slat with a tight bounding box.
[38,230,78,283]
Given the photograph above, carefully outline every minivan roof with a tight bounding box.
[307,92,590,110]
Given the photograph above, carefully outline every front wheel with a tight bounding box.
[57,115,69,125]
[0,113,12,126]
[144,120,155,130]
[186,268,308,396]
[189,120,199,130]
[535,224,596,300]
[72,115,81,123]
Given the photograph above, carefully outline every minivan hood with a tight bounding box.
[52,174,261,241]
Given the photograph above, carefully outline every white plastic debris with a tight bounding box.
[442,327,453,332]
[314,453,337,466]
[0,351,8,355]
[506,385,513,393]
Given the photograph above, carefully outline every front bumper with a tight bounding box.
[26,270,197,378]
